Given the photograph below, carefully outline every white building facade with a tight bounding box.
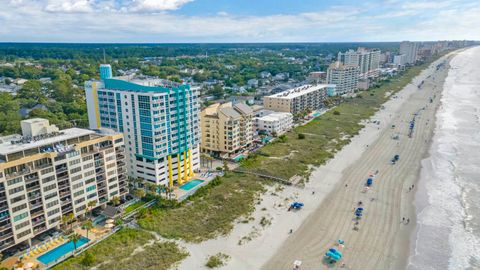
[254,112,293,136]
[338,47,381,78]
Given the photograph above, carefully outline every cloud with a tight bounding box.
[0,0,479,42]
[44,0,93,13]
[127,0,194,12]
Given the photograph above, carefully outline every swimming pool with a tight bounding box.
[37,237,89,265]
[180,179,204,191]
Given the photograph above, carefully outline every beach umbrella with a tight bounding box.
[106,219,114,224]
[25,262,34,269]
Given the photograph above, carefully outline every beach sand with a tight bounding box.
[178,52,458,270]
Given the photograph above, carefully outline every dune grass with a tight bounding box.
[52,228,152,270]
[240,62,431,180]
[137,173,266,242]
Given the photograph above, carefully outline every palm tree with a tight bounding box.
[111,196,120,206]
[87,200,97,219]
[82,220,93,239]
[133,188,145,199]
[67,213,75,232]
[69,233,82,251]
[145,182,156,195]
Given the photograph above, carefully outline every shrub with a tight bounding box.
[206,253,230,268]
[333,110,341,115]
[297,133,305,139]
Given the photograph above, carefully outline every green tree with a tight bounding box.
[111,196,120,206]
[69,233,82,250]
[16,80,47,104]
[82,220,94,239]
[133,188,146,199]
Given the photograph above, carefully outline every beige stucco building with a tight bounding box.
[200,102,254,157]
[263,84,333,115]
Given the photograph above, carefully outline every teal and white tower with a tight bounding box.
[85,65,200,186]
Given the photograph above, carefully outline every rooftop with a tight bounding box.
[0,128,95,156]
[256,112,292,122]
[267,84,332,99]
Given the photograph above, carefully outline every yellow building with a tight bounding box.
[200,102,253,157]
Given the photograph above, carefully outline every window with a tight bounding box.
[49,216,60,225]
[72,182,83,189]
[8,186,24,195]
[46,200,59,208]
[16,229,31,239]
[7,177,22,186]
[85,178,95,184]
[12,204,27,212]
[82,156,93,162]
[69,159,81,166]
[86,185,96,192]
[42,175,55,184]
[74,190,84,197]
[10,195,25,204]
[71,174,83,182]
[87,193,97,199]
[41,167,54,174]
[75,198,85,204]
[84,170,95,177]
[15,220,30,230]
[47,208,60,217]
[83,163,94,170]
[44,192,57,200]
[43,184,57,192]
[70,167,81,174]
[75,205,86,212]
[13,212,28,222]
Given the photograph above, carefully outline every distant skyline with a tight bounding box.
[1,0,479,43]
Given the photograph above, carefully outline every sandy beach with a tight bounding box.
[178,52,457,270]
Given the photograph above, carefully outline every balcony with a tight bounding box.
[55,166,68,173]
[0,232,13,241]
[29,201,43,210]
[32,218,45,227]
[59,191,71,198]
[26,184,40,192]
[30,209,44,218]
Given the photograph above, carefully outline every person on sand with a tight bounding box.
[407,218,410,224]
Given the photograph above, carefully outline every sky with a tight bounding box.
[0,0,479,43]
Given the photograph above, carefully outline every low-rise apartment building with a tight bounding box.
[0,119,126,251]
[263,84,334,115]
[254,112,293,136]
[200,102,254,157]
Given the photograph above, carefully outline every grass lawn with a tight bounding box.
[124,200,147,215]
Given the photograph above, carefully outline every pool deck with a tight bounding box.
[173,171,223,201]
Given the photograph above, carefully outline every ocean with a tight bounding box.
[408,47,480,270]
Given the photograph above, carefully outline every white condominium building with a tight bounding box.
[0,118,126,251]
[338,47,381,78]
[85,64,200,187]
[254,112,293,136]
[326,62,359,96]
[263,84,334,115]
[400,41,419,64]
[200,102,254,157]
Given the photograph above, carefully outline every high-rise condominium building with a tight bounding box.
[85,65,200,186]
[399,41,419,64]
[338,47,381,78]
[263,84,334,115]
[200,102,253,157]
[326,62,360,96]
[0,118,126,251]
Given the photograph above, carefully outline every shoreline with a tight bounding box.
[393,51,459,270]
[177,53,456,270]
